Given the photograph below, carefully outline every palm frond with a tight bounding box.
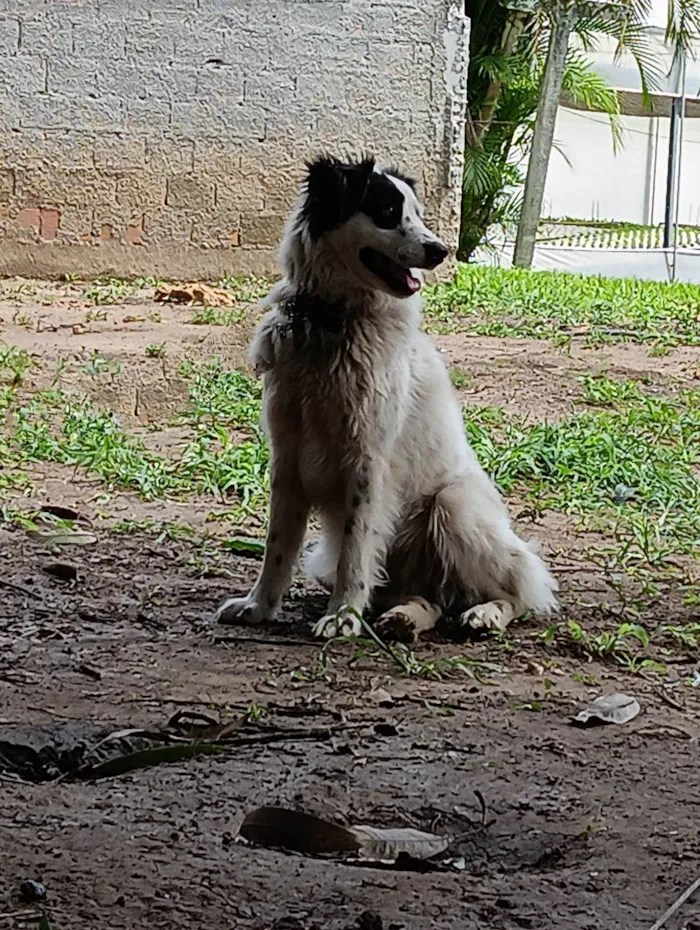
[664,0,700,62]
[562,51,624,150]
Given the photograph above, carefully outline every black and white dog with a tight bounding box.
[214,156,558,640]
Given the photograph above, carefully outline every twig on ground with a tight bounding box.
[648,873,700,930]
[0,579,40,599]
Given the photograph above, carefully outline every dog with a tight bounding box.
[213,155,558,641]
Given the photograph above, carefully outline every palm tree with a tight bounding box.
[460,0,700,262]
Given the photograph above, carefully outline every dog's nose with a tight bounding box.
[423,240,448,269]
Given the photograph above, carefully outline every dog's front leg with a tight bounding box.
[214,464,309,626]
[312,459,380,639]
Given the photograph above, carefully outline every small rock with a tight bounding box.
[20,879,46,902]
[357,913,383,930]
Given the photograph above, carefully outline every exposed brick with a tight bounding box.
[166,176,216,210]
[100,223,115,240]
[40,208,60,240]
[125,215,144,244]
[16,207,40,230]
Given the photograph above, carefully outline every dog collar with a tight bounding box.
[280,293,345,347]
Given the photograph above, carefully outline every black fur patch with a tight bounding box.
[360,172,405,230]
[302,155,417,239]
[302,155,375,240]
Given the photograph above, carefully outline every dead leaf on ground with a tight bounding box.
[154,283,237,307]
[350,825,449,861]
[26,528,97,548]
[238,806,449,863]
[239,807,360,855]
[571,693,641,727]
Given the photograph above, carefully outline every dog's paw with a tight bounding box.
[213,596,270,626]
[460,599,514,634]
[311,606,363,639]
[375,598,442,644]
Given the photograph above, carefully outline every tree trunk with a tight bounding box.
[512,3,578,269]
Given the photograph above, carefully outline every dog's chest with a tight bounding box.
[272,336,406,474]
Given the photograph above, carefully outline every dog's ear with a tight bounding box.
[303,156,375,240]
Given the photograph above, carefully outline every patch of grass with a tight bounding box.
[218,273,269,303]
[541,618,663,673]
[466,385,700,554]
[426,265,700,347]
[83,275,164,305]
[1,355,268,514]
[190,306,247,326]
[449,365,472,390]
[146,342,167,358]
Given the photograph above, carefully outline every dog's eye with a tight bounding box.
[375,204,400,229]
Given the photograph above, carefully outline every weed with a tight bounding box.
[146,342,167,359]
[450,366,472,389]
[190,306,246,326]
[81,350,122,380]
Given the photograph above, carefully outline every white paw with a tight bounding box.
[311,606,363,639]
[460,599,514,634]
[213,596,270,626]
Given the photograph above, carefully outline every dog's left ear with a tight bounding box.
[303,156,375,239]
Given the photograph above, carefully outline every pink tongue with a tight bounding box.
[406,273,421,293]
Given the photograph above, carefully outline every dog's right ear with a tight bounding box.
[303,156,375,240]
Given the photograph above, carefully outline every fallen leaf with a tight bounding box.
[223,536,266,555]
[166,709,243,741]
[350,825,449,861]
[27,528,97,548]
[40,504,81,522]
[154,283,237,308]
[571,693,641,727]
[239,806,360,855]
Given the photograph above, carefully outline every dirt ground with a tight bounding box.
[1,282,700,930]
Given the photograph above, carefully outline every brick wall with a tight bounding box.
[0,0,468,280]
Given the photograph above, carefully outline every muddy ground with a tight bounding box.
[1,281,699,930]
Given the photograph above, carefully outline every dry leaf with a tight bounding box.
[27,528,97,548]
[154,283,236,308]
[239,806,360,855]
[350,825,449,861]
[571,693,641,727]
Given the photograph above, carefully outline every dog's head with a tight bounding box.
[286,155,448,298]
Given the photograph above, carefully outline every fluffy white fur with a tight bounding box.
[213,162,558,639]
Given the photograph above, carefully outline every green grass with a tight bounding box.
[1,354,268,515]
[465,378,700,555]
[426,265,700,347]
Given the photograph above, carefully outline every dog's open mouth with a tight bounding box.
[360,248,421,297]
